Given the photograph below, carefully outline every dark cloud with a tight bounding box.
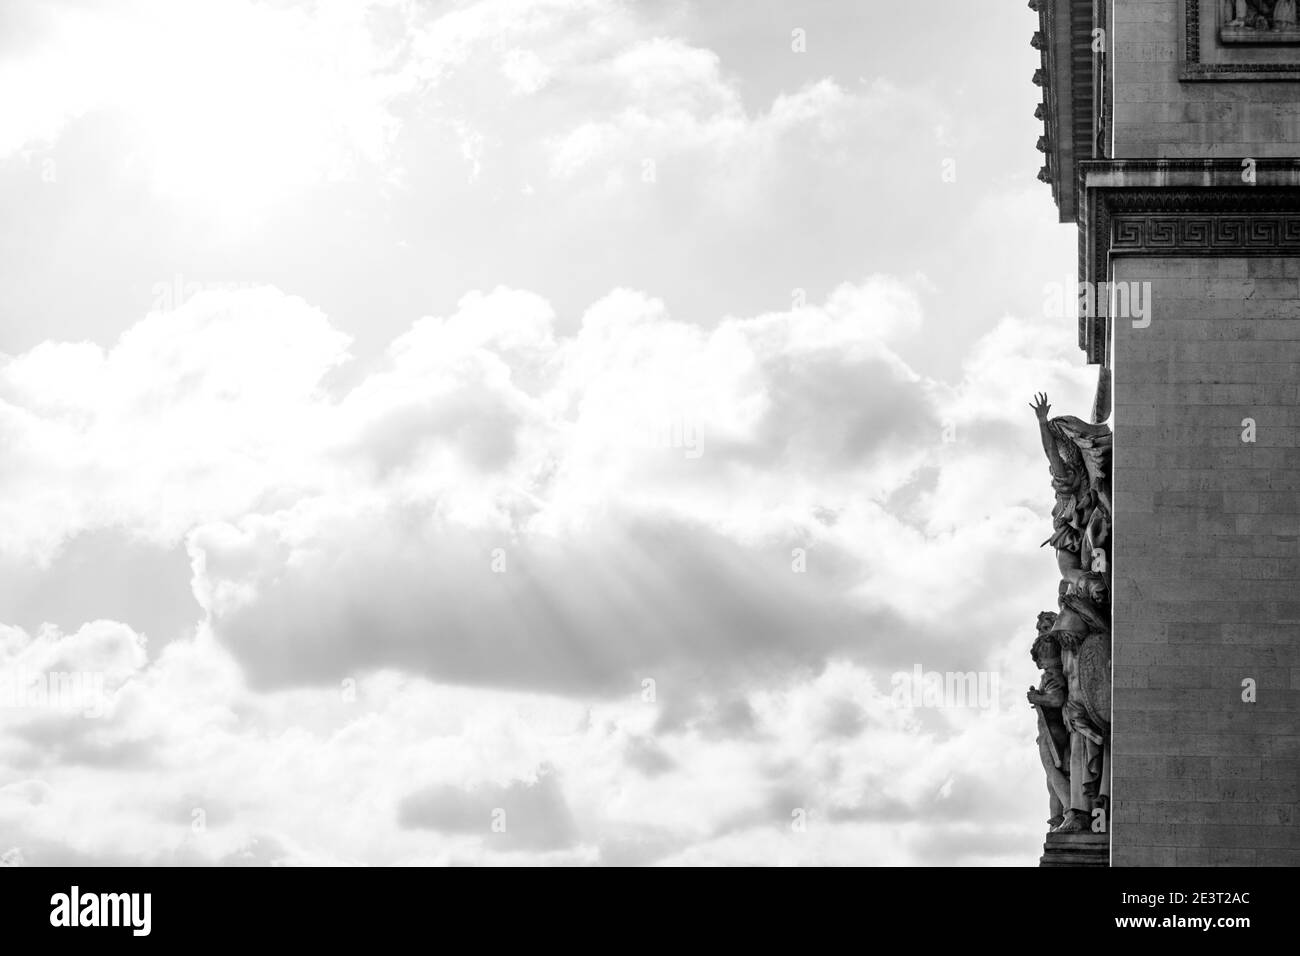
[398,766,578,852]
[623,736,675,777]
[752,354,937,469]
[199,511,913,695]
[817,696,866,738]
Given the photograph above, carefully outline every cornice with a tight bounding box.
[1075,160,1300,364]
[1031,0,1099,222]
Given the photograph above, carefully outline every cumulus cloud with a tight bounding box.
[0,289,349,563]
[0,620,1054,866]
[399,765,579,852]
[2,275,1094,689]
[0,276,1095,864]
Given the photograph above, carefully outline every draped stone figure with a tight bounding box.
[1029,393,1112,834]
[1027,611,1071,829]
[1050,590,1111,831]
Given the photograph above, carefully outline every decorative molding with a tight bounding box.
[1221,27,1300,45]
[1033,0,1098,222]
[1183,0,1300,79]
[1111,213,1300,250]
[1077,163,1300,363]
[1035,0,1060,213]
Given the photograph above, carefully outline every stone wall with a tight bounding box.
[1112,0,1300,157]
[1111,253,1300,865]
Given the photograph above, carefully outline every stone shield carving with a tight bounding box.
[1077,633,1112,735]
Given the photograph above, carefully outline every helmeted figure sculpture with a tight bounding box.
[1028,611,1070,829]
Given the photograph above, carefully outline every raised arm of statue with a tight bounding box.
[1030,392,1066,479]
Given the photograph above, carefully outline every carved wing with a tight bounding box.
[1051,416,1112,493]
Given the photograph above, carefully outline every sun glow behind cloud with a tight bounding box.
[3,0,409,223]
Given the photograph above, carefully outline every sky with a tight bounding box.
[0,0,1099,866]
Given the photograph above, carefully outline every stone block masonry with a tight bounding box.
[1111,255,1300,866]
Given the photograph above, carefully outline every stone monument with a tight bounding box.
[1027,393,1113,865]
[1030,0,1300,866]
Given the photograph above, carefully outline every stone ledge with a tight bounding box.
[1040,831,1111,867]
[1220,26,1300,44]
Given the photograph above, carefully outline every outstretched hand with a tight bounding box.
[1030,392,1051,421]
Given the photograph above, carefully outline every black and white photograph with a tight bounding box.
[0,0,1293,933]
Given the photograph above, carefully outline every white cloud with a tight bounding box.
[0,618,1050,865]
[0,288,350,563]
[2,275,1094,682]
[501,48,551,94]
[0,273,1098,864]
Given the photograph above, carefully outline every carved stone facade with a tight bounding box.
[1218,0,1300,45]
[1076,165,1300,363]
[1031,0,1300,867]
[1187,0,1300,79]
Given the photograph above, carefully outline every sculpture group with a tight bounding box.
[1223,0,1299,31]
[1027,393,1112,834]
